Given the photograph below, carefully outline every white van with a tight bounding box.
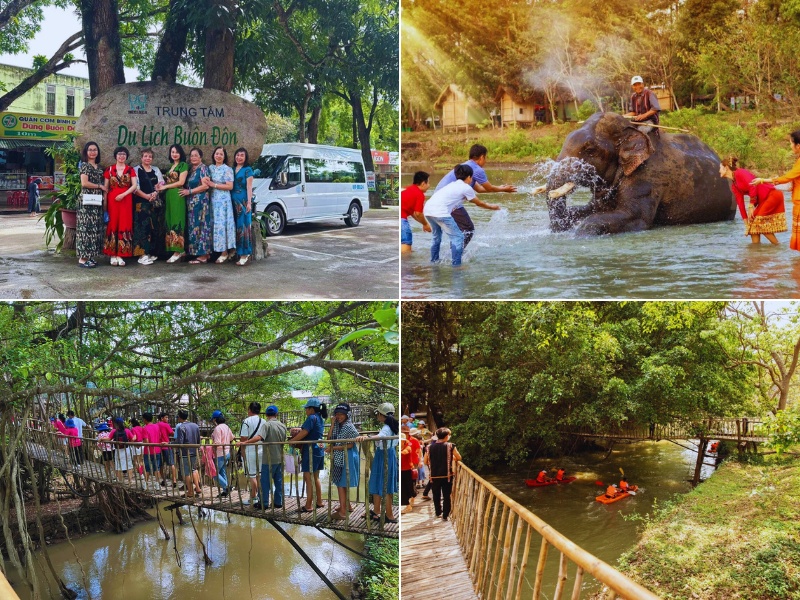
[252,143,369,236]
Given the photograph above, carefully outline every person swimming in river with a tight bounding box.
[422,164,501,267]
[433,144,517,248]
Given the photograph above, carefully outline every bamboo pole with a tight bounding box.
[532,537,549,600]
[514,523,532,600]
[487,504,509,599]
[571,566,584,600]
[478,494,500,592]
[495,511,516,600]
[505,512,524,600]
[470,487,489,580]
[554,551,569,600]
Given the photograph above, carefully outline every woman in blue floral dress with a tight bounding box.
[179,147,212,264]
[202,146,236,263]
[231,147,254,266]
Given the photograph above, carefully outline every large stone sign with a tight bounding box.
[75,81,268,166]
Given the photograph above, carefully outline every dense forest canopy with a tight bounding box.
[401,301,800,468]
[1,301,399,419]
[402,0,800,120]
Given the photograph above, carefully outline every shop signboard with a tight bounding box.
[0,112,78,140]
[76,81,268,165]
[366,171,376,191]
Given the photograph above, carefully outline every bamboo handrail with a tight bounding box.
[452,462,662,600]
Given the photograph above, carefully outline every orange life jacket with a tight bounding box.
[556,469,565,481]
[619,480,629,491]
[606,485,617,497]
[536,471,548,483]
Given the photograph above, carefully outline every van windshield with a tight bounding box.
[253,155,287,179]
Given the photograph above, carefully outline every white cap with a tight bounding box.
[631,76,644,85]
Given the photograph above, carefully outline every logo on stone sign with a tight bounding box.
[128,94,148,114]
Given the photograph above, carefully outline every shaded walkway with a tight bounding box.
[400,496,477,599]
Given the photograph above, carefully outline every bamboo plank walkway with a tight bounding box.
[400,496,478,600]
[26,441,398,539]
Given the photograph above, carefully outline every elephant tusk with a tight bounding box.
[532,185,547,195]
[548,182,575,199]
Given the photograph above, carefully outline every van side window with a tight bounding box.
[270,157,301,190]
[305,159,366,183]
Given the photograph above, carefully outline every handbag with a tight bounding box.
[411,468,419,481]
[82,192,103,206]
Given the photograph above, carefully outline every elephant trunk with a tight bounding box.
[545,157,596,232]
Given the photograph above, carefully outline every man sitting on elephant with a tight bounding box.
[624,76,660,127]
[434,144,517,247]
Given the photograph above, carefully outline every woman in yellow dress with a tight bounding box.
[753,130,800,250]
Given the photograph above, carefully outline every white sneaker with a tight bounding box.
[138,255,151,264]
[149,255,158,262]
[117,257,126,266]
[110,256,119,266]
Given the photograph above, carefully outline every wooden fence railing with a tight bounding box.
[566,417,767,442]
[451,463,661,600]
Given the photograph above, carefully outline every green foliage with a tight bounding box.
[264,112,298,144]
[576,100,597,121]
[354,537,398,600]
[617,458,800,599]
[42,135,82,251]
[402,302,762,469]
[763,407,800,455]
[335,302,398,349]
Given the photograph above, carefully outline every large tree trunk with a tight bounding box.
[307,104,321,144]
[349,86,381,209]
[203,0,235,92]
[81,0,126,98]
[151,0,190,83]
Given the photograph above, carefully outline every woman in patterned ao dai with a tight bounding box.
[201,146,236,263]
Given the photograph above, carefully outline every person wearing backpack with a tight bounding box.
[253,405,287,510]
[239,402,267,506]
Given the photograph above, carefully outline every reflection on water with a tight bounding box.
[401,167,800,299]
[14,506,364,600]
[480,440,714,596]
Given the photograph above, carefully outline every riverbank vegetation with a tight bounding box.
[402,301,800,470]
[401,110,798,174]
[0,301,398,599]
[353,538,399,600]
[617,457,800,599]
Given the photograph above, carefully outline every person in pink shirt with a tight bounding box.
[129,418,146,487]
[210,410,235,497]
[95,422,116,480]
[141,412,163,490]
[112,417,135,486]
[64,418,82,465]
[51,414,69,460]
[157,412,177,487]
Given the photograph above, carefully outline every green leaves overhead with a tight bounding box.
[1,301,398,416]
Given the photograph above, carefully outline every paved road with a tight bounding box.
[0,209,399,299]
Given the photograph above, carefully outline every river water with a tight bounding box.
[401,168,800,299]
[12,506,365,600]
[478,439,714,597]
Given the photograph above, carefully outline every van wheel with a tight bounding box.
[261,204,285,236]
[344,201,362,227]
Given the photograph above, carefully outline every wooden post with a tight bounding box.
[513,524,532,600]
[554,551,569,599]
[571,566,584,600]
[692,435,707,486]
[487,504,509,599]
[495,511,516,600]
[533,537,549,600]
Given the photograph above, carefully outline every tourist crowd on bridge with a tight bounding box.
[43,399,400,523]
[76,141,255,269]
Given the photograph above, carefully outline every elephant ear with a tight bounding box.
[618,129,654,176]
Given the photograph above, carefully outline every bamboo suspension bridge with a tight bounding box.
[22,422,399,539]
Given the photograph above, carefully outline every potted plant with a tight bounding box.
[42,134,82,252]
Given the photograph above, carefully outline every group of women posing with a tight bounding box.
[720,130,800,249]
[76,142,255,268]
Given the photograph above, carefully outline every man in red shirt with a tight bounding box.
[401,171,431,253]
[400,425,422,514]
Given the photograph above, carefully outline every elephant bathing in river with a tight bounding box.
[543,112,736,235]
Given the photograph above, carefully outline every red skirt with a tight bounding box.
[747,189,787,237]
